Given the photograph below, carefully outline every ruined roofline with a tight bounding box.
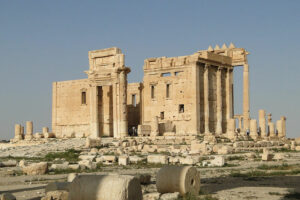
[88,47,122,59]
[143,43,249,70]
[53,78,89,85]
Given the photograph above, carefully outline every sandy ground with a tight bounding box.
[1,139,300,200]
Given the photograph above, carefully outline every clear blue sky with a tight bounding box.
[0,0,299,140]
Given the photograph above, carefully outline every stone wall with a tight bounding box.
[52,79,90,138]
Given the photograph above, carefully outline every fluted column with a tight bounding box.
[204,64,210,134]
[216,67,223,135]
[119,70,128,138]
[243,64,250,131]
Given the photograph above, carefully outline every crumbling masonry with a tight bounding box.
[47,44,286,140]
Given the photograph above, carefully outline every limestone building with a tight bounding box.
[52,44,282,139]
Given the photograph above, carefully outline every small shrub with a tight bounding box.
[227,156,245,161]
[44,149,80,163]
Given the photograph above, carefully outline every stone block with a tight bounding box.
[0,193,16,200]
[79,155,96,161]
[138,125,151,136]
[262,153,274,161]
[118,156,129,166]
[85,137,101,148]
[143,192,160,200]
[147,155,168,164]
[273,153,284,160]
[78,160,96,169]
[0,160,17,168]
[68,164,80,170]
[210,156,225,167]
[41,191,69,200]
[169,156,181,164]
[217,146,233,155]
[102,155,117,164]
[179,156,199,165]
[23,162,48,175]
[50,162,69,171]
[160,192,180,200]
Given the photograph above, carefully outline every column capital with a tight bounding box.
[217,66,224,71]
[116,66,131,74]
[204,63,210,70]
[227,67,234,72]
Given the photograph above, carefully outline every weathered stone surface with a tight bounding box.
[273,153,284,160]
[160,192,180,200]
[0,193,16,200]
[79,155,96,161]
[78,160,96,169]
[156,166,200,196]
[118,155,129,166]
[41,191,69,200]
[50,162,69,170]
[217,146,233,155]
[85,138,101,148]
[135,174,151,185]
[0,160,17,167]
[211,156,225,167]
[147,155,168,164]
[23,162,48,175]
[143,192,160,200]
[262,153,274,161]
[49,46,285,139]
[67,173,78,182]
[45,182,70,193]
[68,175,142,200]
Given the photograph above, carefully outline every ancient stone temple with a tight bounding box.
[51,44,286,139]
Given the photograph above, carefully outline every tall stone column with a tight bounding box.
[276,120,283,137]
[281,116,286,138]
[112,82,119,138]
[89,86,99,138]
[216,67,223,135]
[238,117,242,130]
[151,116,159,137]
[259,110,266,137]
[204,64,210,134]
[243,64,250,131]
[14,124,22,140]
[119,70,128,138]
[25,121,33,140]
[268,122,276,137]
[250,119,258,140]
[227,118,236,140]
[226,68,233,120]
